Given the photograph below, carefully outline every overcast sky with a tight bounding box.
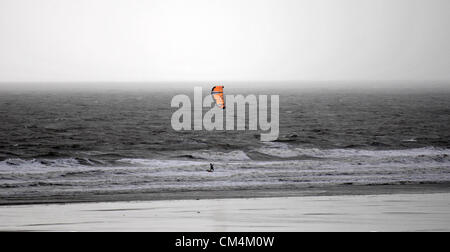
[0,0,449,88]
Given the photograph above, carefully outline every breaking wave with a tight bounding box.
[255,143,450,163]
[1,146,449,201]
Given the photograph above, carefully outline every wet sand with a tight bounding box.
[1,192,449,232]
[2,183,450,205]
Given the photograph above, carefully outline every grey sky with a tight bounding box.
[0,0,449,87]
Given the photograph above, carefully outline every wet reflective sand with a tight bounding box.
[1,193,449,232]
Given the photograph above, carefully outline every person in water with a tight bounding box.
[208,163,214,172]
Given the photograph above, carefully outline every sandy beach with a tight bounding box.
[1,192,449,232]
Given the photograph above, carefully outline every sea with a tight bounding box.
[1,87,450,203]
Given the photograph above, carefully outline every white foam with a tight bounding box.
[118,158,205,168]
[189,150,251,161]
[305,147,450,159]
[256,144,450,160]
[256,144,302,158]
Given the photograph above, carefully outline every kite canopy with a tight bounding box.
[211,86,225,109]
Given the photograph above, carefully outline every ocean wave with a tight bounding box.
[171,150,251,161]
[0,158,84,170]
[255,143,450,161]
[117,158,205,168]
[0,156,111,171]
[190,150,251,161]
[1,151,450,200]
[0,181,72,188]
[1,146,449,171]
[255,142,304,158]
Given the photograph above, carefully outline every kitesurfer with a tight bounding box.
[208,163,214,172]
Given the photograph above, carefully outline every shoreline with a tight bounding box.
[2,182,450,206]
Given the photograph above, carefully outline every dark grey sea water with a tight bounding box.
[1,88,450,202]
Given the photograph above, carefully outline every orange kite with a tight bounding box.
[211,86,225,109]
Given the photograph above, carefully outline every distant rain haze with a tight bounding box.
[0,0,449,90]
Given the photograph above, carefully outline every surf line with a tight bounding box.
[171,87,279,141]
